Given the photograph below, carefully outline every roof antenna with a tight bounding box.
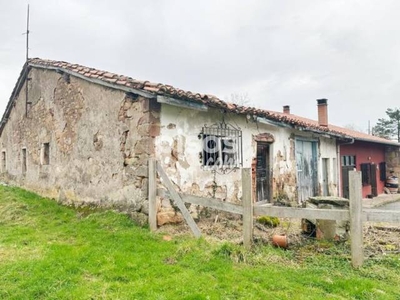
[25,4,30,62]
[23,4,31,117]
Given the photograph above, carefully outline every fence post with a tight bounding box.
[349,170,364,268]
[242,168,253,249]
[148,158,157,232]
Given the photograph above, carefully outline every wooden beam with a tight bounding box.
[148,158,157,232]
[349,171,364,268]
[363,209,400,223]
[254,206,350,221]
[157,95,208,112]
[159,188,244,215]
[156,163,201,238]
[242,168,253,249]
[182,194,244,215]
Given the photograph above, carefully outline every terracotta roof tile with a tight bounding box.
[26,58,400,146]
[103,78,118,83]
[103,72,115,78]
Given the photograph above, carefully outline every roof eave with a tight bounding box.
[354,137,400,147]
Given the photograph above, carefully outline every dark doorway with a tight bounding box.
[256,143,270,202]
[370,164,378,197]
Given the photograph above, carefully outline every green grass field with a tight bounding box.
[0,185,399,299]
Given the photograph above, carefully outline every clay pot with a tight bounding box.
[272,234,288,249]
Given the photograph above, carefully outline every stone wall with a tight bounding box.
[386,146,400,177]
[0,67,157,219]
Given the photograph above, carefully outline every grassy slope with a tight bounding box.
[0,186,399,300]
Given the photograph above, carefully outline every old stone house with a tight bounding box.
[2,58,394,225]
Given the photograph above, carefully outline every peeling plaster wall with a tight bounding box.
[318,136,340,196]
[0,68,154,213]
[156,104,339,210]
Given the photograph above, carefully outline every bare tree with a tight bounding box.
[343,124,366,133]
[226,92,251,106]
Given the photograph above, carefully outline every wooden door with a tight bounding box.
[256,143,270,202]
[296,140,318,202]
[370,164,378,197]
[322,158,329,196]
[341,166,353,199]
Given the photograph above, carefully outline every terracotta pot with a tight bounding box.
[272,234,288,249]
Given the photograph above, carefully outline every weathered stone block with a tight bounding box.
[135,165,148,177]
[134,137,154,154]
[137,112,159,126]
[157,210,183,226]
[129,211,148,226]
[137,124,160,137]
[141,178,148,195]
[140,200,149,215]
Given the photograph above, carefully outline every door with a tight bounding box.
[256,143,270,202]
[341,166,353,199]
[296,140,318,202]
[370,164,378,197]
[322,158,329,196]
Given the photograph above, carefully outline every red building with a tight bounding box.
[339,140,389,198]
[310,100,400,199]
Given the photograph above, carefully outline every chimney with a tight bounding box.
[317,99,328,127]
[283,105,290,114]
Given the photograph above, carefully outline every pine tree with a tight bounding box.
[372,108,400,142]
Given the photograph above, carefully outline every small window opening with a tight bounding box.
[1,151,6,172]
[22,148,27,174]
[43,143,50,165]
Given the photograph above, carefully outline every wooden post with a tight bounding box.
[148,158,157,232]
[242,168,253,249]
[349,170,364,268]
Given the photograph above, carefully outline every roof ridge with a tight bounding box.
[5,57,397,146]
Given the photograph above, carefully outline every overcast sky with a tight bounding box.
[1,0,400,131]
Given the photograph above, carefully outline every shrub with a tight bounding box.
[257,216,280,227]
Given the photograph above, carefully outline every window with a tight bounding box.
[22,148,27,174]
[42,143,50,165]
[379,162,386,181]
[361,163,371,186]
[1,151,6,172]
[200,125,242,169]
[341,155,356,166]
